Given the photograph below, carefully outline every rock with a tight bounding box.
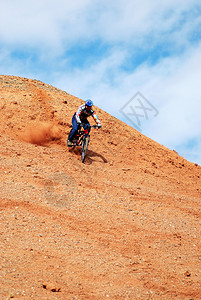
[42,283,61,292]
[184,271,191,277]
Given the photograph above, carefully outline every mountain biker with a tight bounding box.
[67,99,102,146]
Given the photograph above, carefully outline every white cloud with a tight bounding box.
[1,0,200,52]
[0,0,93,53]
[142,45,201,139]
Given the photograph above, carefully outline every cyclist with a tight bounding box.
[67,99,102,146]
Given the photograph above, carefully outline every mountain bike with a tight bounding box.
[67,125,99,163]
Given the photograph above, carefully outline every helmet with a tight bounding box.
[85,99,93,107]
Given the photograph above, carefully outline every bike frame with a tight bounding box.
[68,124,99,162]
[73,128,89,147]
[72,125,98,148]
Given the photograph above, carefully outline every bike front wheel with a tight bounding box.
[81,137,89,163]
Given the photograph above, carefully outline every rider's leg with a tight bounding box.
[83,121,91,138]
[68,115,79,141]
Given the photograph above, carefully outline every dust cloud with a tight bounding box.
[21,121,62,145]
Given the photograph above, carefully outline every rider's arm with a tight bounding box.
[92,111,101,125]
[75,105,84,124]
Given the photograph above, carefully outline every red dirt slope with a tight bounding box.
[0,75,200,299]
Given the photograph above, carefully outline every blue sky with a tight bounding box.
[1,0,201,165]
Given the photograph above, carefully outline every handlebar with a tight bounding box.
[80,124,100,129]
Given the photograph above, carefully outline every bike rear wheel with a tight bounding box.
[81,137,89,163]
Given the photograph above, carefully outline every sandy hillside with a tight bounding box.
[0,75,200,299]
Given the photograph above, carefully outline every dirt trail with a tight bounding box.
[0,75,200,299]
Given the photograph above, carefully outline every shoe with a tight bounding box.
[67,139,73,146]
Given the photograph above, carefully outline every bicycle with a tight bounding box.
[67,124,99,163]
